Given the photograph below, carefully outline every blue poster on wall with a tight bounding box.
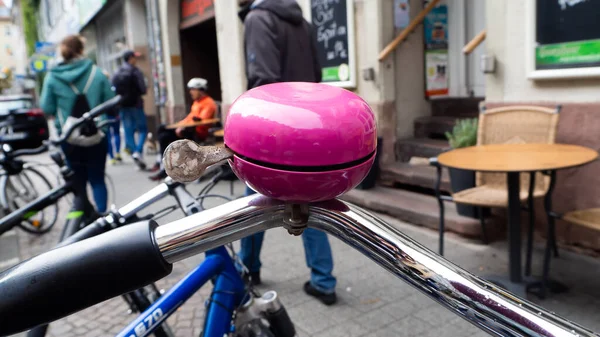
[423,2,448,50]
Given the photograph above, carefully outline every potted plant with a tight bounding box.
[445,118,479,218]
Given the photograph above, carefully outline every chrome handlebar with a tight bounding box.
[153,194,597,337]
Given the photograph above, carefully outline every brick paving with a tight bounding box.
[3,153,600,336]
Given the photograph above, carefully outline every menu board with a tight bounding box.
[310,0,356,88]
[535,0,600,70]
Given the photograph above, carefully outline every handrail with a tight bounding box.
[463,29,486,55]
[378,0,440,62]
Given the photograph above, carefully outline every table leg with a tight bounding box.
[526,170,569,299]
[507,172,522,283]
[486,171,569,299]
[485,172,527,298]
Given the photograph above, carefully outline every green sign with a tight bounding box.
[322,65,350,82]
[536,39,600,69]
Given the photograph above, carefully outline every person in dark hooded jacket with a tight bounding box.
[237,0,337,306]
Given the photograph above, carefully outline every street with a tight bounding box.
[1,152,599,337]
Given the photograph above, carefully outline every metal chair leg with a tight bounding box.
[479,207,488,244]
[525,172,536,277]
[439,199,445,256]
[431,160,445,256]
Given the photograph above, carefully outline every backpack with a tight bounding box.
[59,65,105,147]
[112,66,140,107]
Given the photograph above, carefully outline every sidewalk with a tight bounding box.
[4,154,600,336]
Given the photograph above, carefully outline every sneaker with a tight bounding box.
[303,281,336,305]
[115,153,123,162]
[241,271,261,286]
[124,148,132,156]
[149,169,168,181]
[109,158,118,165]
[132,153,147,170]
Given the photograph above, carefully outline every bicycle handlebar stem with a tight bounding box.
[154,195,598,337]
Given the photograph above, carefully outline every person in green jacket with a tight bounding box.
[40,35,115,213]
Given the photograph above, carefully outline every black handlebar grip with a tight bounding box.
[0,220,172,336]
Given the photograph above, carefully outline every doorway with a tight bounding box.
[179,17,222,111]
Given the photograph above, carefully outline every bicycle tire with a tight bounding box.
[2,166,59,235]
[128,286,175,337]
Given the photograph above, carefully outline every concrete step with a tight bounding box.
[380,161,451,192]
[431,97,483,118]
[414,116,459,139]
[342,186,504,240]
[395,138,450,163]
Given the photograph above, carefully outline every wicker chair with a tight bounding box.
[562,209,600,231]
[430,105,561,270]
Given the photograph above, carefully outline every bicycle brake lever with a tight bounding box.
[163,139,233,183]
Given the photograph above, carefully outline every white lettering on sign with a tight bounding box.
[334,41,348,59]
[313,7,334,26]
[317,22,337,49]
[558,0,588,10]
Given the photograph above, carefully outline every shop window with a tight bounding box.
[526,0,600,79]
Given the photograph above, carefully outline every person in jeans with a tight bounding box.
[105,104,122,165]
[40,35,114,213]
[101,69,122,165]
[238,0,337,305]
[112,50,147,170]
[149,78,216,181]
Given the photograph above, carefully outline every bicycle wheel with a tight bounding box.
[2,166,59,234]
[127,285,175,337]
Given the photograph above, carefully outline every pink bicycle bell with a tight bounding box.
[224,82,377,203]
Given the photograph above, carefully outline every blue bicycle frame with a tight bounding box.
[116,245,245,337]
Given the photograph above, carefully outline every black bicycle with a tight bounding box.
[0,95,121,240]
[0,143,58,235]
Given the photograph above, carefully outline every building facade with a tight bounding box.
[30,0,600,248]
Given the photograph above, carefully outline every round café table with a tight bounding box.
[438,143,598,297]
